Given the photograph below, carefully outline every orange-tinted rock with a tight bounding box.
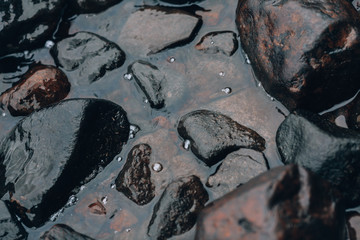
[0,65,70,116]
[236,0,360,112]
[40,224,94,240]
[196,165,345,240]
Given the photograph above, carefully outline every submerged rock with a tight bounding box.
[115,144,155,205]
[40,224,94,240]
[236,0,360,112]
[160,0,204,4]
[195,31,238,56]
[0,201,28,240]
[0,98,130,227]
[148,175,208,240]
[196,165,345,240]
[118,6,202,56]
[0,65,70,116]
[177,110,265,166]
[276,110,360,207]
[52,31,125,85]
[69,0,123,13]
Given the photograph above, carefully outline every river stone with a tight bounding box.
[51,31,125,85]
[0,65,70,116]
[236,0,360,112]
[0,0,66,56]
[160,0,204,4]
[69,0,123,13]
[0,201,27,240]
[196,165,345,240]
[177,110,266,166]
[118,6,202,56]
[0,98,130,227]
[206,149,268,199]
[195,31,238,56]
[148,175,208,240]
[40,224,94,240]
[115,144,155,205]
[276,110,360,207]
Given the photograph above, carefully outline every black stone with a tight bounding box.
[0,98,129,227]
[177,110,266,166]
[276,110,360,207]
[160,0,204,4]
[51,31,125,85]
[0,201,27,240]
[40,224,94,240]
[147,175,208,240]
[115,144,155,205]
[69,0,123,13]
[195,31,238,56]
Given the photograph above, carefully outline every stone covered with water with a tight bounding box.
[195,31,238,56]
[69,0,123,13]
[276,110,360,207]
[148,175,208,240]
[115,143,155,205]
[51,31,125,85]
[237,0,360,112]
[40,224,94,240]
[0,201,28,240]
[0,98,130,227]
[0,65,70,116]
[177,110,266,166]
[196,165,345,240]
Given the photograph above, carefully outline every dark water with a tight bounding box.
[0,0,289,239]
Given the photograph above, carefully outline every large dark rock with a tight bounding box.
[40,224,94,240]
[236,0,360,112]
[177,110,265,166]
[0,65,70,116]
[0,98,130,227]
[51,31,125,85]
[276,110,360,207]
[0,0,66,56]
[0,201,27,240]
[69,0,123,13]
[118,6,202,56]
[115,144,155,205]
[148,175,208,240]
[195,31,238,56]
[160,0,204,4]
[206,149,268,199]
[196,165,345,240]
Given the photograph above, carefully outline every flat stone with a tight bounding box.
[0,201,27,240]
[195,31,238,56]
[177,110,266,166]
[40,224,94,240]
[196,165,345,240]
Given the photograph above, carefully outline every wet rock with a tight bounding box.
[0,0,66,56]
[0,98,130,227]
[236,0,360,112]
[51,31,125,85]
[148,175,208,240]
[40,224,94,240]
[118,6,202,56]
[160,0,204,4]
[115,144,155,205]
[276,110,360,207]
[196,165,345,240]
[177,110,266,166]
[195,31,238,56]
[0,65,70,116]
[69,0,123,13]
[346,211,360,240]
[206,149,268,199]
[0,201,28,240]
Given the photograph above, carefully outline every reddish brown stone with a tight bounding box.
[0,65,70,116]
[236,0,360,112]
[195,165,345,240]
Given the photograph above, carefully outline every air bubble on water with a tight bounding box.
[50,208,64,221]
[221,87,232,94]
[257,82,262,87]
[152,162,163,172]
[126,228,131,233]
[65,195,78,208]
[80,185,86,191]
[245,54,251,64]
[266,93,275,101]
[117,156,122,162]
[1,112,6,117]
[183,139,191,150]
[111,183,116,189]
[45,40,55,49]
[101,196,108,205]
[144,99,149,103]
[168,57,176,63]
[219,71,225,77]
[210,40,215,45]
[123,73,132,80]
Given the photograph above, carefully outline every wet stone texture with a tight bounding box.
[0,64,70,116]
[115,143,155,206]
[40,224,94,240]
[148,175,209,240]
[69,0,123,13]
[237,0,360,112]
[177,110,266,166]
[195,31,239,56]
[0,98,130,227]
[118,6,202,56]
[0,0,66,56]
[51,31,125,85]
[206,149,268,199]
[276,110,360,207]
[196,165,346,240]
[346,211,360,240]
[0,201,28,240]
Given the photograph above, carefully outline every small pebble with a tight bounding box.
[123,73,133,80]
[45,40,55,49]
[183,139,191,150]
[101,196,108,205]
[152,162,163,172]
[168,57,176,63]
[221,87,232,94]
